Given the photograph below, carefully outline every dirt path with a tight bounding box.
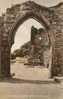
[0,62,62,99]
[11,62,50,80]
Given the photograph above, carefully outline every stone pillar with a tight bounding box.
[0,29,11,78]
[51,47,62,78]
[1,46,11,77]
[0,26,2,76]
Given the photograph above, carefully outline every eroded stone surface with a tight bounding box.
[0,1,63,77]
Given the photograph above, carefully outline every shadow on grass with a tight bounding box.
[0,77,56,84]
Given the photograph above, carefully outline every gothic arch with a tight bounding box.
[6,1,50,47]
[0,1,52,78]
[1,1,62,78]
[10,14,50,46]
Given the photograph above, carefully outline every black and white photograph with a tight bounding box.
[0,0,63,99]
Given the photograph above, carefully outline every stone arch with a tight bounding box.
[0,1,54,78]
[10,14,50,46]
[7,1,50,47]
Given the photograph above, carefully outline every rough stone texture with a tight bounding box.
[0,1,63,78]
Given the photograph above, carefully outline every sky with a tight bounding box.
[0,0,63,13]
[11,19,42,52]
[0,0,63,52]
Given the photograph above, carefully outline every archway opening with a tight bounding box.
[11,18,52,80]
[11,18,43,53]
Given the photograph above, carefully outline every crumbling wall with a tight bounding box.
[0,1,63,77]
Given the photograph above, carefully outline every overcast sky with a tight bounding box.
[0,0,63,13]
[0,0,63,52]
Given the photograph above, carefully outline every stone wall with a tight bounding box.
[0,1,63,77]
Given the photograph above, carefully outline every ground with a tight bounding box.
[0,61,63,99]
